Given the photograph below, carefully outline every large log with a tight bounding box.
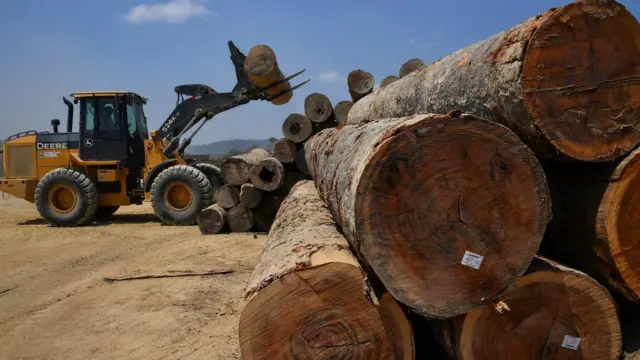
[539,147,640,303]
[249,157,285,192]
[305,112,551,319]
[221,148,270,185]
[399,58,425,78]
[334,100,354,125]
[244,44,292,105]
[348,1,640,162]
[347,69,375,102]
[239,183,262,209]
[239,180,414,360]
[304,93,334,123]
[227,204,254,232]
[281,113,313,144]
[214,184,240,209]
[272,138,297,163]
[197,204,227,234]
[433,256,622,360]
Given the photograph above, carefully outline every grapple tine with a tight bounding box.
[265,79,311,102]
[258,69,307,92]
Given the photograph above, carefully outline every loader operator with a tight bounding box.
[98,102,120,139]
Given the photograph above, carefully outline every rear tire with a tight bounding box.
[34,168,98,227]
[150,165,213,225]
[95,206,120,218]
[192,162,224,192]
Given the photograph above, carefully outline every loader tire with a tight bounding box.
[35,168,98,227]
[192,162,224,192]
[95,206,120,218]
[150,165,213,225]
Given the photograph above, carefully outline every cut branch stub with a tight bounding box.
[304,93,334,123]
[250,157,285,192]
[282,113,313,143]
[347,69,375,102]
[304,113,551,319]
[348,1,640,162]
[399,58,425,78]
[334,101,354,125]
[433,256,622,360]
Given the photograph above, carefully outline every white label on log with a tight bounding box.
[561,335,581,350]
[461,251,484,270]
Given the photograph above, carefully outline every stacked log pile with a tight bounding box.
[238,1,640,359]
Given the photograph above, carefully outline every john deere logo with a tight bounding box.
[84,138,94,147]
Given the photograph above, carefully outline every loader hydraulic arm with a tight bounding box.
[156,41,309,159]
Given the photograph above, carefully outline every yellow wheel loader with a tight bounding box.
[0,41,308,227]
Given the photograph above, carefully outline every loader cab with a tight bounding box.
[71,91,149,168]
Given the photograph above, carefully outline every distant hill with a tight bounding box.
[186,138,275,156]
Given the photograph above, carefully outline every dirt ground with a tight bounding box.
[0,196,265,360]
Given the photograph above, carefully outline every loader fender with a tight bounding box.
[144,159,178,193]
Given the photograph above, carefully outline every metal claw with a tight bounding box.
[257,69,307,92]
[265,79,311,102]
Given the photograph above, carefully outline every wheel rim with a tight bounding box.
[48,184,77,214]
[163,181,193,212]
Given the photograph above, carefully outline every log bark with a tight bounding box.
[380,75,399,89]
[249,157,285,192]
[433,256,622,360]
[214,184,240,209]
[244,44,292,105]
[539,147,640,303]
[227,204,254,232]
[348,1,640,162]
[239,183,262,209]
[304,93,334,123]
[294,148,309,175]
[221,148,270,185]
[347,69,375,102]
[304,112,551,319]
[399,58,425,78]
[272,139,297,163]
[239,180,414,360]
[334,100,354,125]
[197,204,227,234]
[281,113,313,144]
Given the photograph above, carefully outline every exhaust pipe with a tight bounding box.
[63,97,74,132]
[51,119,61,133]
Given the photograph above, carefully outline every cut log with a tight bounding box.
[433,256,622,360]
[348,1,640,162]
[244,44,292,105]
[272,139,297,163]
[294,148,309,175]
[249,157,285,192]
[380,75,399,88]
[347,69,375,102]
[239,183,262,209]
[334,100,353,125]
[221,148,270,185]
[197,204,227,234]
[304,93,334,123]
[281,113,313,144]
[399,58,425,78]
[239,180,414,360]
[227,204,254,232]
[214,184,240,209]
[539,147,640,303]
[304,112,551,319]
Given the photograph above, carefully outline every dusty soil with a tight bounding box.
[0,196,265,360]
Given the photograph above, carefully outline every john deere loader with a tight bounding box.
[0,41,308,227]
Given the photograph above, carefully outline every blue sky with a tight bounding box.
[1,0,640,145]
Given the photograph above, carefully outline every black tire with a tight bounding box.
[95,206,120,218]
[192,162,225,192]
[150,165,213,225]
[34,168,98,227]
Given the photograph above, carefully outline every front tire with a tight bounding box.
[150,165,213,225]
[34,168,98,227]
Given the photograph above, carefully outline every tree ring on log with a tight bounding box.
[521,1,640,161]
[354,116,550,318]
[456,268,621,360]
[348,70,375,100]
[304,93,334,123]
[282,113,313,143]
[596,147,640,300]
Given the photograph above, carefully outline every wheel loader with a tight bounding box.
[0,41,308,227]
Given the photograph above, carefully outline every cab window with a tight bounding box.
[97,98,121,140]
[83,100,95,134]
[126,99,149,139]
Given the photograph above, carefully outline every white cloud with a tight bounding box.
[123,0,214,24]
[318,71,343,84]
[409,38,416,46]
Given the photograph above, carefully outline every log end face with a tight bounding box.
[304,93,334,123]
[348,70,375,98]
[522,1,640,161]
[282,113,313,143]
[250,157,285,192]
[457,269,622,360]
[354,115,551,318]
[597,148,640,301]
